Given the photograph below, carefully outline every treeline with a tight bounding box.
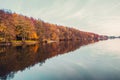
[0,9,99,42]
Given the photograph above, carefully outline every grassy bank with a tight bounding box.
[0,40,39,46]
[11,40,39,46]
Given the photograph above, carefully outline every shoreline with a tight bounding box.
[0,40,59,46]
[0,39,98,46]
[0,40,39,46]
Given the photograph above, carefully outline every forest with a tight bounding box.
[0,9,99,43]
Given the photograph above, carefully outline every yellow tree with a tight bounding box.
[0,23,10,41]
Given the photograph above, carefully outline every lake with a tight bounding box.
[0,39,120,80]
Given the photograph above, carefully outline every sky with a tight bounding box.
[0,0,120,36]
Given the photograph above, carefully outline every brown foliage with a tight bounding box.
[0,9,99,42]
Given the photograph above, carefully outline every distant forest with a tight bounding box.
[0,9,99,42]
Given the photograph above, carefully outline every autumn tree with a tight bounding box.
[0,9,99,42]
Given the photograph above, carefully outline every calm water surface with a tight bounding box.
[0,39,120,80]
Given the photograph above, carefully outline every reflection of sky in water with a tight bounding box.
[12,39,120,80]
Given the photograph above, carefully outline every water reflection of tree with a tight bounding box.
[0,40,98,80]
